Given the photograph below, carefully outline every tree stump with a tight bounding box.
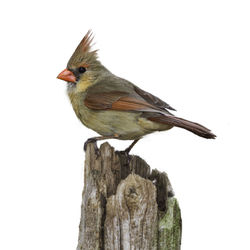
[77,142,182,250]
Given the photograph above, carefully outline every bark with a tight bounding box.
[77,142,182,250]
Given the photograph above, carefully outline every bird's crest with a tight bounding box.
[67,30,98,68]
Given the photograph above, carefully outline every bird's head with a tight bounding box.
[57,30,107,92]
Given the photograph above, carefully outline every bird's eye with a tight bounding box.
[78,67,86,73]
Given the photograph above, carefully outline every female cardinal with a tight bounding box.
[57,31,216,154]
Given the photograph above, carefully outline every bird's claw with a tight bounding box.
[84,138,100,158]
[119,149,130,157]
[117,149,132,165]
[84,138,96,151]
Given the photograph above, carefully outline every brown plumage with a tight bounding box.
[84,86,216,139]
[147,115,215,139]
[57,30,216,154]
[67,30,98,68]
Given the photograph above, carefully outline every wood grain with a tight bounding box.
[77,142,182,250]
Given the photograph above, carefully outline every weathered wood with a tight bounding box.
[77,142,182,250]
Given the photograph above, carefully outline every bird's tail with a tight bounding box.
[148,115,216,139]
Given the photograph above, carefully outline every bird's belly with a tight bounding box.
[79,106,172,140]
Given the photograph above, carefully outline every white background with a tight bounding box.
[1,0,250,249]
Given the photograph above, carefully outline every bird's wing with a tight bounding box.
[134,86,176,111]
[84,78,174,113]
[84,90,164,113]
[84,91,128,110]
[84,79,216,139]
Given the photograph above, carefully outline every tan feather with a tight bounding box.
[67,30,98,68]
[77,30,94,53]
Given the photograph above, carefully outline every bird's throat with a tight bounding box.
[76,79,93,92]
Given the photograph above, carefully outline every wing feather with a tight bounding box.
[134,86,176,111]
[84,91,128,110]
[84,91,166,113]
[84,78,174,114]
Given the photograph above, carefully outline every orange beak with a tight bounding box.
[57,69,76,83]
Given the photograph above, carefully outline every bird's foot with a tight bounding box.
[118,149,130,158]
[84,138,100,158]
[117,149,133,166]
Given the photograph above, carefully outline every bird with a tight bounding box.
[57,30,216,155]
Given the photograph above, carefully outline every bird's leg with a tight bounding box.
[84,136,115,156]
[124,139,140,154]
[117,139,140,168]
[118,139,140,158]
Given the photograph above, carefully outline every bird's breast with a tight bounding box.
[67,91,84,120]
